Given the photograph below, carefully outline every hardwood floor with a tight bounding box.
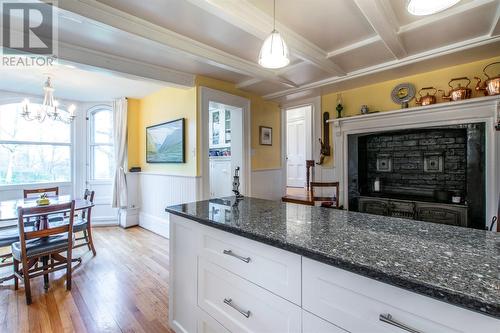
[0,227,173,333]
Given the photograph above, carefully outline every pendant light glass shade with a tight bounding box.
[407,0,460,16]
[258,29,290,69]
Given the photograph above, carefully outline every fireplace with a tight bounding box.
[347,123,485,229]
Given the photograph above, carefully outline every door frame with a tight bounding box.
[281,96,320,196]
[199,87,251,200]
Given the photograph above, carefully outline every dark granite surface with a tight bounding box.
[165,197,500,318]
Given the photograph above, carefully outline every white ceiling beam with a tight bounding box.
[327,36,382,58]
[184,0,345,77]
[57,42,195,87]
[50,0,297,88]
[264,34,500,100]
[399,0,497,34]
[490,1,500,36]
[235,78,261,89]
[353,0,407,59]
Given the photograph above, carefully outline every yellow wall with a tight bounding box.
[127,86,197,176]
[321,55,500,166]
[195,76,281,171]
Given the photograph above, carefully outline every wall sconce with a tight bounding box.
[336,93,344,118]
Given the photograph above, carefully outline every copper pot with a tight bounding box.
[415,87,437,106]
[474,62,500,96]
[439,77,472,101]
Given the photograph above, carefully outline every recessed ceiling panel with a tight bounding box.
[280,62,331,86]
[330,40,395,73]
[244,81,289,96]
[400,1,497,55]
[248,0,375,51]
[96,0,264,63]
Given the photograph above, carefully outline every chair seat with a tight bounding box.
[11,234,73,260]
[0,227,20,247]
[50,217,88,232]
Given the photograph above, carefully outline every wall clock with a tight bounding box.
[391,83,415,108]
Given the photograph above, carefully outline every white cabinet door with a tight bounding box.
[169,215,200,333]
[197,308,231,333]
[198,258,301,333]
[302,310,347,333]
[210,158,232,198]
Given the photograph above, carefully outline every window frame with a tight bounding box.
[87,105,114,183]
[0,101,74,189]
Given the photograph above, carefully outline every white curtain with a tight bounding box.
[112,97,128,208]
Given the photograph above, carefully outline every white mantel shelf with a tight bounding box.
[327,95,500,125]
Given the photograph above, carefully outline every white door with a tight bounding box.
[86,106,118,225]
[287,115,306,188]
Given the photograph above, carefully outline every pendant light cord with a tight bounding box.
[273,0,276,31]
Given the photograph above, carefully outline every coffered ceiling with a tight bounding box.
[3,0,500,102]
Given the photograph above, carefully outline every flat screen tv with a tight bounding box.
[146,118,185,163]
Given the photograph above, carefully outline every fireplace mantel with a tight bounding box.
[328,95,500,229]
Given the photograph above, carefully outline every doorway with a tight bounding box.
[200,87,251,200]
[208,101,243,198]
[285,105,312,196]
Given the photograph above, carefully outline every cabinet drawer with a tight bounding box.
[196,307,231,333]
[303,258,499,333]
[302,310,347,333]
[198,258,301,333]
[199,225,301,304]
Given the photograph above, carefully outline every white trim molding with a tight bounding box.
[328,96,500,229]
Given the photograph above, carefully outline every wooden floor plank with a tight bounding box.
[0,227,173,333]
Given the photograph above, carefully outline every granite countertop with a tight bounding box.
[165,197,500,318]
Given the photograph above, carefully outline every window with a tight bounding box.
[89,107,114,180]
[0,103,71,185]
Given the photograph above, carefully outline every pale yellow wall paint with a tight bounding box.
[127,86,197,176]
[195,76,281,171]
[321,56,500,166]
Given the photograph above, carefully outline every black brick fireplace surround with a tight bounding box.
[348,123,485,229]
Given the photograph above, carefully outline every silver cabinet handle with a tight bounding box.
[379,314,423,333]
[223,249,251,263]
[223,298,251,318]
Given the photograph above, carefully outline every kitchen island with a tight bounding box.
[166,197,499,333]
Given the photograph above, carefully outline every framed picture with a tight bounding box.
[259,126,272,146]
[146,118,185,163]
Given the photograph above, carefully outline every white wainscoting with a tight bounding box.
[134,172,202,238]
[251,169,284,200]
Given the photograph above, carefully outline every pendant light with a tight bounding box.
[258,0,289,69]
[407,0,460,16]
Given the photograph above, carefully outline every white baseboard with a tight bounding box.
[139,211,169,238]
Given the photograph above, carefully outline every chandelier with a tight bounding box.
[21,76,76,124]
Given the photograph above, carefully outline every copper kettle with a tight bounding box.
[474,62,500,96]
[439,77,472,101]
[415,87,437,106]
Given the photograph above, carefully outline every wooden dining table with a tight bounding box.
[0,195,94,284]
[0,195,93,224]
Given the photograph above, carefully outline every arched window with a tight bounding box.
[0,102,71,185]
[88,106,114,180]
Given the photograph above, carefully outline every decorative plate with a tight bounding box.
[391,83,416,105]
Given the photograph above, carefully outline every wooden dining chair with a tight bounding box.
[73,190,96,256]
[310,182,340,209]
[50,189,96,256]
[23,187,59,198]
[12,201,75,304]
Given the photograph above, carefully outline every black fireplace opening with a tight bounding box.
[348,123,485,229]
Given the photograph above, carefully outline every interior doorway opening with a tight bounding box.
[285,105,313,197]
[208,101,243,199]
